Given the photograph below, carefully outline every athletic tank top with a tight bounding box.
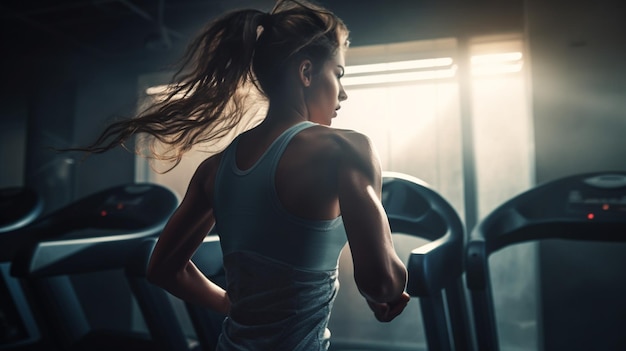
[213,121,348,350]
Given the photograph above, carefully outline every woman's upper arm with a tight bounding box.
[147,156,218,282]
[336,132,407,303]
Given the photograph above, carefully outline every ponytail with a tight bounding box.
[73,0,348,172]
[77,9,266,170]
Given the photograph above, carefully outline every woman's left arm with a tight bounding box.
[146,156,229,314]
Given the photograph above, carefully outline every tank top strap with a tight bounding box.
[215,121,317,202]
[266,121,317,169]
[220,121,315,175]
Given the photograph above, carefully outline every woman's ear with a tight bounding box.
[298,59,313,87]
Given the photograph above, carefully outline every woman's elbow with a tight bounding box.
[355,266,407,303]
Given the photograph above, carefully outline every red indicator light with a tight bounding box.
[100,210,108,217]
[602,204,609,210]
[117,203,124,210]
[587,213,594,220]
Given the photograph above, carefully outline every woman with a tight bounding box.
[81,0,409,349]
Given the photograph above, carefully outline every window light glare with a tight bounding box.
[471,52,523,65]
[472,62,523,76]
[342,67,457,86]
[346,58,454,75]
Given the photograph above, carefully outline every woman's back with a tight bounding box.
[213,121,349,270]
[213,121,352,350]
[235,121,359,220]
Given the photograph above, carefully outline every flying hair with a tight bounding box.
[69,0,349,172]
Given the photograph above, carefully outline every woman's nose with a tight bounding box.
[339,86,348,101]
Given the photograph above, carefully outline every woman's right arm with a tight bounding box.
[146,155,230,314]
[336,131,410,322]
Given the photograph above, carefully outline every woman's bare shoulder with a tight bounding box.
[298,125,377,160]
[289,125,381,184]
[192,152,224,197]
[196,152,223,175]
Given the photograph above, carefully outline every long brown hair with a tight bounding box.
[74,0,349,171]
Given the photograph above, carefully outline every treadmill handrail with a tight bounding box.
[381,172,465,297]
[0,186,43,234]
[9,183,179,277]
[382,172,472,351]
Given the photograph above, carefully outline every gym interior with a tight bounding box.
[1,0,625,350]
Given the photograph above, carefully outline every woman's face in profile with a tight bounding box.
[305,51,348,126]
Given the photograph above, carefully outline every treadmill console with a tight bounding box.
[567,174,626,219]
[61,184,177,236]
[510,172,626,222]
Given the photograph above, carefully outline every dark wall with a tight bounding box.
[0,98,27,188]
[527,0,626,183]
[526,1,626,350]
[1,24,186,213]
[328,0,523,46]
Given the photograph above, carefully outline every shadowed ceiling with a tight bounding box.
[1,0,278,58]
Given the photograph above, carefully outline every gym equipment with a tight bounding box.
[126,234,224,351]
[0,187,42,234]
[0,186,43,350]
[5,183,179,351]
[465,172,626,351]
[382,172,472,351]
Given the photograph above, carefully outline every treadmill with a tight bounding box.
[0,187,42,235]
[2,183,178,351]
[0,186,43,350]
[383,172,472,351]
[465,172,626,351]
